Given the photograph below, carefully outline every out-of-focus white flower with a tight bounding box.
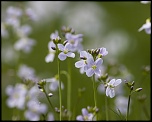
[24,100,47,121]
[1,22,8,38]
[6,6,22,17]
[25,8,38,21]
[14,37,36,53]
[106,79,122,98]
[76,108,94,121]
[115,96,131,115]
[17,64,36,81]
[16,24,32,37]
[5,84,27,109]
[140,1,151,4]
[45,41,56,63]
[47,112,54,121]
[138,19,151,34]
[45,77,64,91]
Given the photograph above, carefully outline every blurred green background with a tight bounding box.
[2,1,150,120]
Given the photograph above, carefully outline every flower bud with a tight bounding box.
[48,93,53,97]
[135,88,142,92]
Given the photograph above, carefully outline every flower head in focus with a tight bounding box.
[106,79,122,98]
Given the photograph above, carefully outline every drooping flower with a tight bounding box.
[58,43,75,61]
[76,108,94,121]
[106,79,122,98]
[138,19,151,34]
[86,58,103,77]
[5,83,27,109]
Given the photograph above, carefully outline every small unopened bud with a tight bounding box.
[48,93,53,97]
[95,49,100,55]
[131,86,134,90]
[38,85,44,92]
[131,81,135,86]
[63,40,68,45]
[135,88,142,92]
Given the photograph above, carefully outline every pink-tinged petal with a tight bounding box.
[82,108,88,116]
[108,79,116,86]
[106,86,110,97]
[67,52,75,58]
[75,60,85,68]
[113,79,122,86]
[57,44,64,51]
[58,52,67,61]
[86,68,94,77]
[109,88,115,98]
[76,115,84,121]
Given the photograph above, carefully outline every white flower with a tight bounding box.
[138,19,151,34]
[45,41,56,63]
[24,100,47,121]
[47,112,54,121]
[106,79,122,98]
[58,43,75,61]
[5,84,27,109]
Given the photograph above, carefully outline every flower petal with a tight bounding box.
[86,68,94,77]
[58,52,67,61]
[109,88,115,98]
[76,115,84,121]
[82,108,88,116]
[45,53,55,63]
[106,86,110,97]
[95,58,103,67]
[67,52,75,58]
[75,60,85,68]
[94,68,101,76]
[57,44,64,51]
[113,79,122,86]
[108,79,115,86]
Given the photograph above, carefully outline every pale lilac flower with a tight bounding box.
[50,30,59,40]
[115,96,131,115]
[140,1,151,4]
[45,41,56,63]
[97,47,108,58]
[24,100,47,121]
[14,37,36,53]
[65,33,83,52]
[45,78,64,91]
[58,43,75,61]
[6,6,22,17]
[16,24,32,37]
[5,84,27,109]
[25,8,37,21]
[106,79,122,98]
[75,51,93,74]
[5,16,20,28]
[17,64,36,81]
[1,22,9,38]
[76,108,94,121]
[86,58,103,77]
[47,112,54,121]
[138,19,151,34]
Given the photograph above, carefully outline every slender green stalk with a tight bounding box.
[43,87,55,114]
[67,59,71,120]
[92,75,97,120]
[105,95,109,121]
[57,52,62,121]
[126,92,131,121]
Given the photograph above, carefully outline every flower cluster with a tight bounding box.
[75,48,108,77]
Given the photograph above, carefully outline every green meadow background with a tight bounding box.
[2,1,150,120]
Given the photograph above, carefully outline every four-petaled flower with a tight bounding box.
[58,43,75,61]
[106,79,122,98]
[86,58,103,77]
[76,108,94,121]
[138,19,151,34]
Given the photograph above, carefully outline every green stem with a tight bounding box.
[43,87,55,114]
[126,92,131,121]
[67,59,71,120]
[57,50,62,121]
[92,75,97,120]
[105,95,109,121]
